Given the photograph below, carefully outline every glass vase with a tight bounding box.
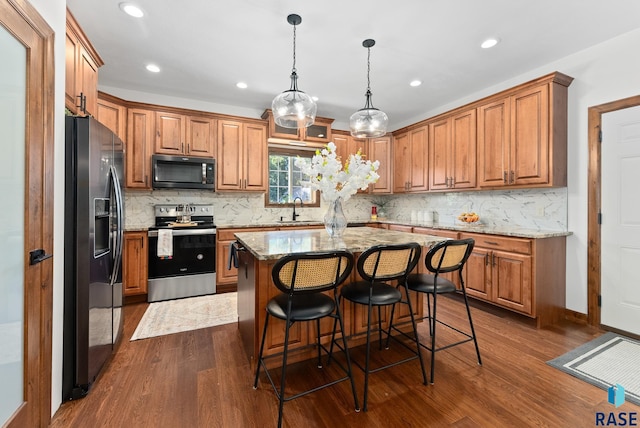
[324,197,348,238]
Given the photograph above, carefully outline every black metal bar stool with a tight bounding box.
[253,250,360,428]
[406,238,482,384]
[333,242,427,411]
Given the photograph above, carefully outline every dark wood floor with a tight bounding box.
[51,294,639,427]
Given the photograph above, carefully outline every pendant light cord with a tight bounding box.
[366,45,371,92]
[291,23,297,74]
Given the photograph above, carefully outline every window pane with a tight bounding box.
[267,151,316,205]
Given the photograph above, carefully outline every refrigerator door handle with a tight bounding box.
[109,165,124,285]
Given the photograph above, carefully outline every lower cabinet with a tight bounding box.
[459,232,566,327]
[123,231,148,296]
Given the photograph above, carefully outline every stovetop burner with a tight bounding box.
[151,204,215,229]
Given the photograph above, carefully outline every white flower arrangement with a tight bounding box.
[294,142,380,202]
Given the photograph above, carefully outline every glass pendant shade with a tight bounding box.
[272,73,317,128]
[350,39,388,138]
[272,14,317,129]
[349,99,389,138]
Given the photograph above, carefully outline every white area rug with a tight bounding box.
[547,332,640,405]
[130,292,237,341]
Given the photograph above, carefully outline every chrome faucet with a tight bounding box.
[292,197,303,221]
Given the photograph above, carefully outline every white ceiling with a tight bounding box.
[66,0,640,131]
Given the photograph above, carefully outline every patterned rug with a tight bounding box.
[130,292,237,341]
[547,332,640,406]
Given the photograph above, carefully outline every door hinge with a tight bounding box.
[597,212,602,225]
[598,129,602,143]
[598,295,602,307]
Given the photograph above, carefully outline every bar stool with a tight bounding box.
[334,242,427,411]
[406,238,481,384]
[253,250,360,428]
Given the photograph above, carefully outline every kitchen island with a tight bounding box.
[234,227,447,368]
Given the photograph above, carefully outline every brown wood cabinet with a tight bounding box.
[477,73,572,189]
[262,109,333,145]
[154,111,216,157]
[459,231,566,327]
[393,126,428,193]
[412,227,460,284]
[65,8,103,116]
[368,136,393,194]
[123,231,148,296]
[126,108,154,189]
[217,119,267,191]
[333,131,369,194]
[429,109,477,190]
[97,93,127,141]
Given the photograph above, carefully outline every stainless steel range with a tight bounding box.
[147,204,216,302]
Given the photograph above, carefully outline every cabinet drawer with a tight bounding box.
[412,227,459,239]
[459,232,531,255]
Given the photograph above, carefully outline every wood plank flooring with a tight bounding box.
[50,295,639,427]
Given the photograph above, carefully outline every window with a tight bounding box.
[266,147,319,207]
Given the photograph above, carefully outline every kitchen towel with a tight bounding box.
[157,229,173,258]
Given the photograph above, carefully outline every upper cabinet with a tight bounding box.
[154,111,216,158]
[429,108,477,191]
[369,136,393,194]
[97,92,127,142]
[217,119,267,191]
[262,109,333,146]
[477,73,572,189]
[126,108,154,189]
[65,8,103,117]
[393,126,428,193]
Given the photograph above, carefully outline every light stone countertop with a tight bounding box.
[234,227,447,261]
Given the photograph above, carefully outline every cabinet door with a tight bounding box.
[408,127,428,192]
[478,97,510,187]
[123,232,148,296]
[217,239,238,285]
[244,122,267,191]
[333,134,350,161]
[78,47,98,116]
[492,250,532,315]
[462,247,491,301]
[65,31,79,113]
[393,132,410,193]
[126,108,153,188]
[97,97,127,141]
[186,116,216,157]
[155,111,185,155]
[510,84,549,185]
[429,118,450,190]
[451,109,477,189]
[369,136,392,194]
[217,120,243,190]
[304,117,333,143]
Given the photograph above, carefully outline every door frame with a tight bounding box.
[587,94,640,328]
[0,0,54,426]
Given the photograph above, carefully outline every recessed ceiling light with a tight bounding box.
[146,64,160,73]
[236,82,248,89]
[409,80,422,87]
[119,2,144,18]
[481,38,499,49]
[312,96,319,102]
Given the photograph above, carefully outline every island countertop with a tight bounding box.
[234,226,447,260]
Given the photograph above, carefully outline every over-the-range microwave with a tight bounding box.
[152,154,215,190]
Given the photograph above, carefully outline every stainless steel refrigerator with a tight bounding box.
[63,116,125,401]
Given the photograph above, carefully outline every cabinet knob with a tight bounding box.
[503,171,508,184]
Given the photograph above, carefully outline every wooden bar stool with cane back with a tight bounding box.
[406,238,482,384]
[253,250,360,428]
[333,242,427,411]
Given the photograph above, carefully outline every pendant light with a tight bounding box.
[350,39,389,138]
[271,14,317,129]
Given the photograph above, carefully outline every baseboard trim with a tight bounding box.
[564,308,588,325]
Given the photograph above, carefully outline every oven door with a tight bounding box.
[147,228,216,302]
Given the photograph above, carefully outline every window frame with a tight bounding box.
[265,146,320,208]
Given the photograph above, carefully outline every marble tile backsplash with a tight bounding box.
[124,188,567,231]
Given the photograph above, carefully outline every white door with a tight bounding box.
[601,105,640,335]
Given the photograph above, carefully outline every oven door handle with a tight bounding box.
[148,228,216,237]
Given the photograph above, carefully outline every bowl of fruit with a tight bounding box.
[457,212,480,224]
